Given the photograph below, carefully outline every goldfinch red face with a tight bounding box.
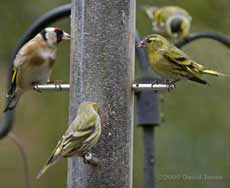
[41,27,70,47]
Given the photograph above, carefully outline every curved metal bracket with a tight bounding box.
[175,32,230,48]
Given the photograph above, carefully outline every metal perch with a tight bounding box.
[32,83,175,92]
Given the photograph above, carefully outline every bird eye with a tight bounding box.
[147,38,152,43]
[54,29,64,43]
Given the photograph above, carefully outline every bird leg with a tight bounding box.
[163,79,178,92]
[151,78,162,85]
[83,152,99,166]
[150,79,163,93]
[170,79,180,85]
[47,80,64,84]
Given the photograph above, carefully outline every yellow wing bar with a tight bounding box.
[11,67,17,83]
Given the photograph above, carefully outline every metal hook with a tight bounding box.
[175,32,230,48]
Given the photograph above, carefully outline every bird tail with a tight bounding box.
[36,163,52,180]
[4,88,23,112]
[189,76,208,85]
[140,5,158,20]
[36,144,63,179]
[202,69,227,77]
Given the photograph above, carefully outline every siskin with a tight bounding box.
[142,5,192,41]
[36,102,102,179]
[4,27,70,112]
[137,34,226,85]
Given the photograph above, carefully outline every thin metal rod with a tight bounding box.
[33,84,70,91]
[133,83,175,91]
[32,83,175,92]
[143,127,155,188]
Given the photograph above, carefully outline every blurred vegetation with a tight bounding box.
[0,0,229,188]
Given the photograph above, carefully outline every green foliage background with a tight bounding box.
[0,0,229,188]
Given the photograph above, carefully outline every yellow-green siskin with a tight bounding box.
[137,34,226,85]
[142,5,192,40]
[36,102,102,179]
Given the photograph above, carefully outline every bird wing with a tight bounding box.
[7,37,41,95]
[61,112,98,156]
[39,113,97,172]
[7,45,28,95]
[14,40,35,67]
[36,108,100,179]
[162,46,191,66]
[7,67,18,96]
[162,46,204,79]
[14,34,45,67]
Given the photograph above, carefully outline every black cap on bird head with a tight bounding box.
[170,18,183,33]
[167,15,191,38]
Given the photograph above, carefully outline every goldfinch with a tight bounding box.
[36,102,102,179]
[142,6,192,41]
[4,27,70,112]
[137,34,226,85]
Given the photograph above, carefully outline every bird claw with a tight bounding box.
[83,152,99,166]
[163,80,177,92]
[150,80,162,93]
[48,80,64,84]
[151,79,162,85]
[32,81,42,93]
[47,80,64,91]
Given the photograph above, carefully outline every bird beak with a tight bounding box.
[63,32,71,40]
[136,41,145,48]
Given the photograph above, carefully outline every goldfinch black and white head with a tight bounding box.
[40,27,70,47]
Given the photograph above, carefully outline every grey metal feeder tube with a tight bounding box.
[68,0,135,188]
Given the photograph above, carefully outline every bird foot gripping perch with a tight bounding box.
[132,80,176,92]
[32,82,176,93]
[33,83,70,92]
[32,80,65,93]
[33,80,65,92]
[83,152,100,166]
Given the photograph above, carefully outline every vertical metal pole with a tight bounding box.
[143,127,155,188]
[135,33,160,188]
[68,0,135,188]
